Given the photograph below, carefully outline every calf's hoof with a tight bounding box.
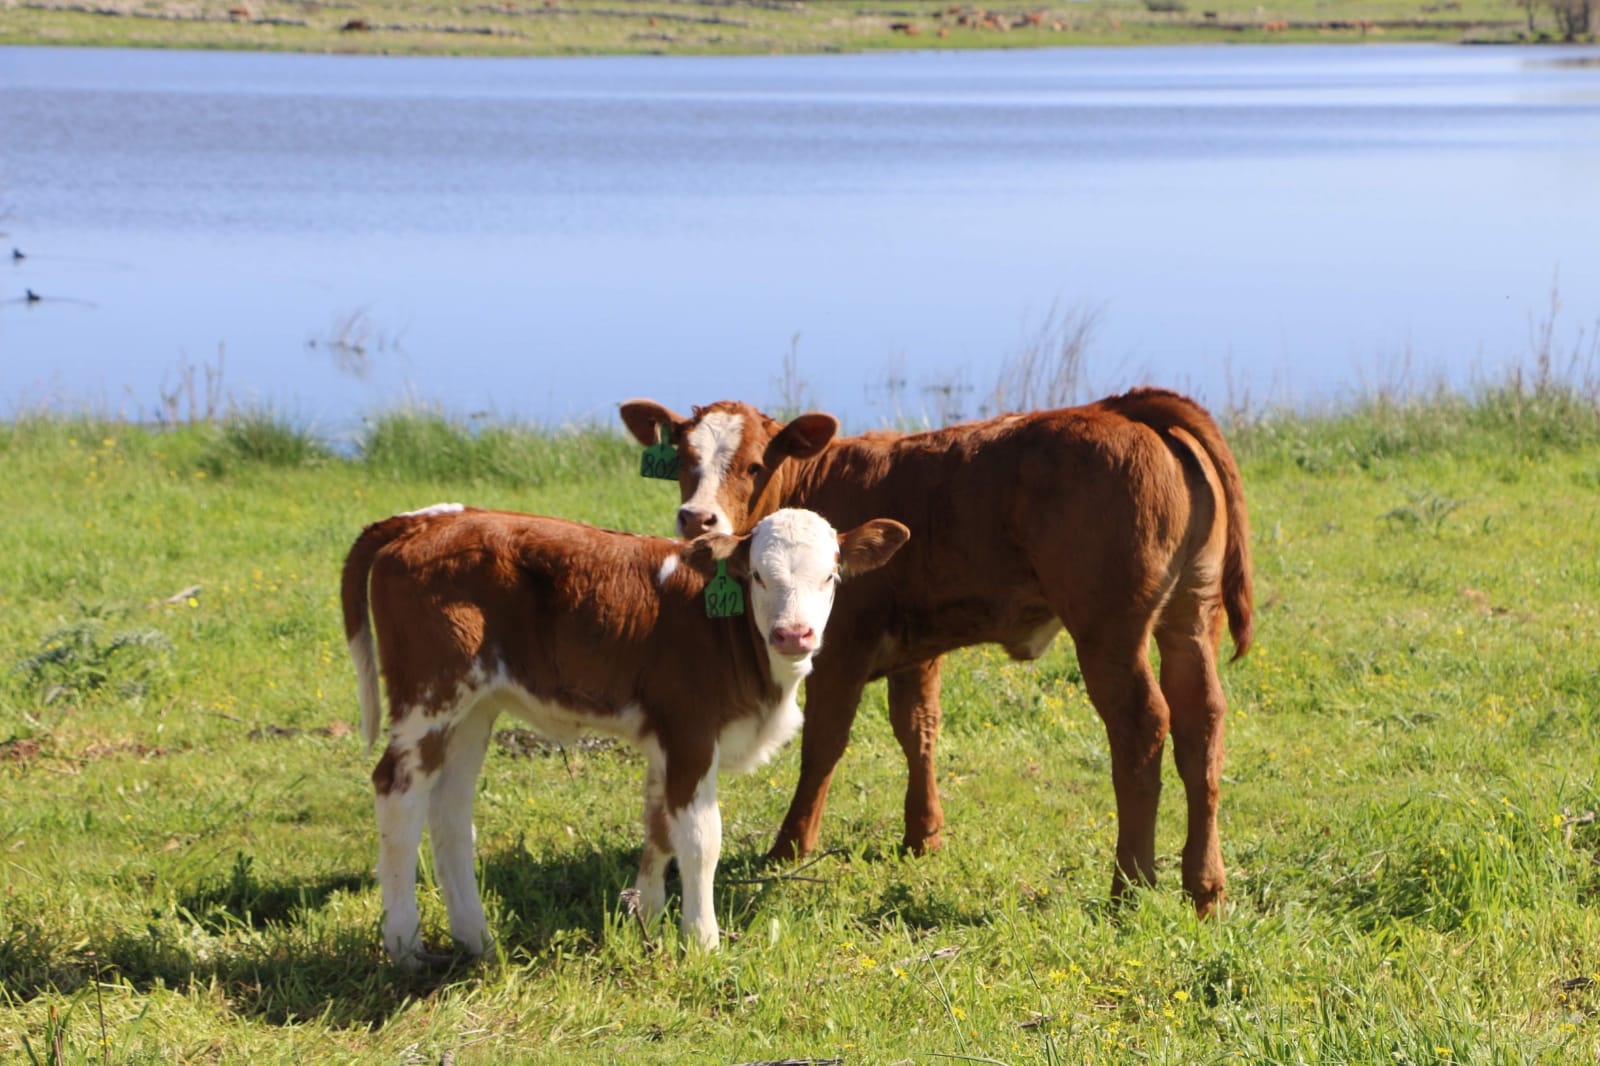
[900,827,944,857]
[1188,884,1225,919]
[393,948,460,975]
[764,836,812,864]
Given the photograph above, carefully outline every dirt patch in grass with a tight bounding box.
[0,738,44,765]
[494,728,618,759]
[80,739,171,761]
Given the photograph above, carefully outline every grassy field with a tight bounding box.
[3,388,1600,1064]
[0,0,1580,57]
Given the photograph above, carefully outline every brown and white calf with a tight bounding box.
[341,503,908,967]
[620,389,1252,914]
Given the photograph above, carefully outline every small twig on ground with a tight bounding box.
[1560,808,1596,848]
[891,944,962,969]
[723,847,847,886]
[150,584,201,607]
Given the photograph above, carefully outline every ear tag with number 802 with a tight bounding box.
[704,560,745,618]
[640,424,680,480]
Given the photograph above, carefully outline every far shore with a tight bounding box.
[2,0,1594,59]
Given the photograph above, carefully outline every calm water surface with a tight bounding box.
[3,44,1599,429]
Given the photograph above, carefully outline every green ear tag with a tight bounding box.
[640,424,680,480]
[704,560,745,618]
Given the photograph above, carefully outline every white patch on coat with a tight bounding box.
[717,691,804,774]
[400,502,465,518]
[680,411,745,533]
[656,553,679,588]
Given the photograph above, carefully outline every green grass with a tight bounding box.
[0,0,1576,58]
[4,394,1600,1063]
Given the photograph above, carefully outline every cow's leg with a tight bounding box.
[635,744,671,922]
[888,657,945,855]
[426,706,496,957]
[768,666,868,862]
[373,740,437,969]
[665,746,721,949]
[1076,628,1170,904]
[1156,593,1229,917]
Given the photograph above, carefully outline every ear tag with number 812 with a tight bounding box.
[640,424,680,480]
[704,560,745,618]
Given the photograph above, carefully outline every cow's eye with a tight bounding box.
[746,462,764,479]
[752,572,767,588]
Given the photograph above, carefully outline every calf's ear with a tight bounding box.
[763,412,839,465]
[838,519,911,578]
[683,531,753,580]
[620,399,685,447]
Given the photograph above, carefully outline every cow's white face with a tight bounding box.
[748,509,843,665]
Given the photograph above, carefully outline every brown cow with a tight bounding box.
[619,389,1252,914]
[342,503,908,967]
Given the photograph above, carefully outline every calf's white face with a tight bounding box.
[748,509,841,661]
[690,507,911,673]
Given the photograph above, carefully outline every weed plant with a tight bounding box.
[2,388,1600,1063]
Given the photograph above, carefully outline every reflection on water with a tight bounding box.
[2,43,1598,428]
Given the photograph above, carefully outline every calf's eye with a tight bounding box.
[746,463,764,479]
[752,572,767,588]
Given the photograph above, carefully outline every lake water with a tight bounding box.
[3,43,1599,432]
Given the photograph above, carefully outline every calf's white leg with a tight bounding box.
[426,707,496,957]
[668,754,722,950]
[374,749,435,969]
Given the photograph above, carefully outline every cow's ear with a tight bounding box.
[838,519,910,579]
[684,531,752,580]
[620,399,685,447]
[764,412,838,464]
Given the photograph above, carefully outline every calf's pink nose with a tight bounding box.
[769,625,817,656]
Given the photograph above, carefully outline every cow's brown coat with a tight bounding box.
[621,388,1252,912]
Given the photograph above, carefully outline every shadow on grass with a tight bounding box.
[1,841,656,1030]
[857,877,996,933]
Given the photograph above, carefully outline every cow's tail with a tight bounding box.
[1106,388,1254,660]
[341,515,415,750]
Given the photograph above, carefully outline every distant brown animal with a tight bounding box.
[620,389,1253,914]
